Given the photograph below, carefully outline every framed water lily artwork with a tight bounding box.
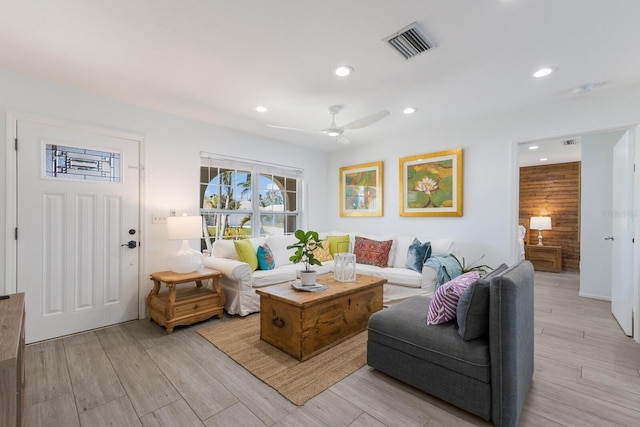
[340,161,383,217]
[399,148,463,217]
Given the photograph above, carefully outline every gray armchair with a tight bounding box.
[367,260,534,427]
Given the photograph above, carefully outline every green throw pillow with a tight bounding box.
[326,235,349,255]
[234,239,258,271]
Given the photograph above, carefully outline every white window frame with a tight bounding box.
[200,153,304,246]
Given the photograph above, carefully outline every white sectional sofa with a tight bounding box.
[203,232,457,316]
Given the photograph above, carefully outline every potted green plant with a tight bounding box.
[450,254,493,275]
[287,229,324,285]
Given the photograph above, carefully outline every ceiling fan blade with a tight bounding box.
[341,110,390,130]
[267,124,323,133]
[335,136,350,145]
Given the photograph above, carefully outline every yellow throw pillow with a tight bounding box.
[326,235,349,255]
[313,241,333,262]
[234,239,258,271]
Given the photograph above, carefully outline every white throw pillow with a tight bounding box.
[248,237,266,250]
[431,238,455,256]
[393,236,415,268]
[212,239,240,260]
[265,234,297,268]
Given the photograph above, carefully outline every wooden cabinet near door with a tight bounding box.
[0,293,25,427]
[525,245,562,273]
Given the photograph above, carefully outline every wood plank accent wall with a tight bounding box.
[519,162,581,271]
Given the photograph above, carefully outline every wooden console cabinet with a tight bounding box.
[147,269,225,333]
[0,293,25,427]
[525,245,562,273]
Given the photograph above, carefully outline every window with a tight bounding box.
[45,144,121,182]
[200,154,303,242]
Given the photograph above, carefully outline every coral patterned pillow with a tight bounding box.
[353,236,393,267]
[427,271,481,325]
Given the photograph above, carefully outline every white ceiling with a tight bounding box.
[517,136,582,167]
[2,0,640,152]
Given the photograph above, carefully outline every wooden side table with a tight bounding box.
[525,245,562,273]
[147,268,225,333]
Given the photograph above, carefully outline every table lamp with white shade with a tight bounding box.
[166,214,204,273]
[530,216,552,246]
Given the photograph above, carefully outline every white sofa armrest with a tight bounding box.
[203,257,255,316]
[420,264,437,296]
[204,257,252,284]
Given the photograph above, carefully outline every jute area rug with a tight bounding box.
[197,314,367,406]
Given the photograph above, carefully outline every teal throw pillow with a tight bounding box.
[257,244,275,270]
[405,238,432,273]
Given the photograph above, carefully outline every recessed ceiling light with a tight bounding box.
[255,105,268,113]
[403,107,417,114]
[533,67,555,78]
[539,158,548,162]
[335,65,354,77]
[528,145,539,150]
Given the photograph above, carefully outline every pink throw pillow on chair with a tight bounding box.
[427,271,481,325]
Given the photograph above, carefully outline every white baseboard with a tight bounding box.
[578,292,611,301]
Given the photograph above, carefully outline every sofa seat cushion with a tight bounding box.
[251,263,333,288]
[252,269,298,288]
[353,264,423,288]
[380,267,423,288]
[368,295,490,383]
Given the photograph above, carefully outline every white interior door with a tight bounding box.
[16,119,140,343]
[611,131,634,336]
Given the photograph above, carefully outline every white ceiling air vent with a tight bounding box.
[384,23,434,60]
[562,138,580,146]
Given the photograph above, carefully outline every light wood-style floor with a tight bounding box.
[24,271,640,426]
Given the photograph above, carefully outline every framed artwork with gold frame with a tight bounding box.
[339,161,383,217]
[399,148,462,217]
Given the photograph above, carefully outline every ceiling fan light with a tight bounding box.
[255,105,268,113]
[327,130,341,137]
[403,107,417,114]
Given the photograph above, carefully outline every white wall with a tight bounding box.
[326,83,640,271]
[0,70,330,298]
[4,69,640,310]
[580,130,625,300]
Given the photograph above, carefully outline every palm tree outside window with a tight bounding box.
[199,155,302,246]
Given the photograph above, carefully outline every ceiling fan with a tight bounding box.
[267,105,390,144]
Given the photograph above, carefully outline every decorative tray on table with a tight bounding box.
[290,281,328,292]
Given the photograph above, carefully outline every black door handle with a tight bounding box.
[121,240,137,249]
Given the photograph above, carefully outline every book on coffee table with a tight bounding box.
[290,281,328,292]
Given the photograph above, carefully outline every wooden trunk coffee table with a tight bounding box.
[256,273,385,361]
